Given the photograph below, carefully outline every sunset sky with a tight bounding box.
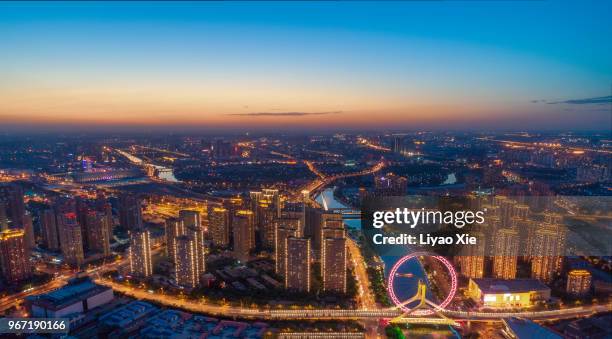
[0,1,611,132]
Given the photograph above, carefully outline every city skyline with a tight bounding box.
[1,1,611,132]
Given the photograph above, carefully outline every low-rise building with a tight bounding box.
[99,301,158,337]
[468,278,550,308]
[501,317,562,339]
[27,276,113,319]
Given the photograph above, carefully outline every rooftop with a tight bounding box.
[471,278,550,294]
[99,301,158,328]
[503,317,562,339]
[27,277,111,311]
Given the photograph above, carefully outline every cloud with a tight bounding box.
[546,95,612,105]
[229,111,342,117]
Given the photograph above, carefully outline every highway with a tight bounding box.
[301,160,385,198]
[89,277,612,323]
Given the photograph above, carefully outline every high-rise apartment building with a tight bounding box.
[129,228,153,278]
[458,231,485,279]
[174,235,199,288]
[165,217,184,260]
[274,218,300,276]
[23,212,35,251]
[531,223,566,283]
[0,229,31,283]
[285,237,310,292]
[119,193,143,231]
[492,228,519,280]
[40,208,60,251]
[321,236,347,293]
[57,213,84,267]
[180,210,205,275]
[85,210,112,256]
[232,210,254,263]
[209,207,229,247]
[566,269,592,296]
[0,184,25,228]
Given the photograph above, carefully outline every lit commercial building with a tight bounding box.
[566,269,592,296]
[209,207,229,247]
[129,228,153,278]
[285,237,310,292]
[0,228,31,283]
[174,235,199,288]
[493,228,519,280]
[58,212,84,267]
[468,278,550,308]
[27,276,113,318]
[232,210,254,263]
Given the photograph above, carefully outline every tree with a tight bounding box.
[385,325,405,339]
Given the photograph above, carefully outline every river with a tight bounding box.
[314,188,433,304]
[115,148,180,183]
[314,188,458,336]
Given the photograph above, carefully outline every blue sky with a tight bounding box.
[0,1,610,131]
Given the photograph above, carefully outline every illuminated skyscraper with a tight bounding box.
[0,229,31,283]
[566,269,592,296]
[174,235,199,288]
[165,217,184,260]
[209,207,229,247]
[58,213,84,267]
[232,210,254,263]
[85,210,112,256]
[129,228,153,278]
[492,228,519,280]
[274,218,300,276]
[531,223,566,283]
[285,237,310,292]
[180,210,205,275]
[41,208,60,251]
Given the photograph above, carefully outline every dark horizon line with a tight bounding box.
[1,126,610,138]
